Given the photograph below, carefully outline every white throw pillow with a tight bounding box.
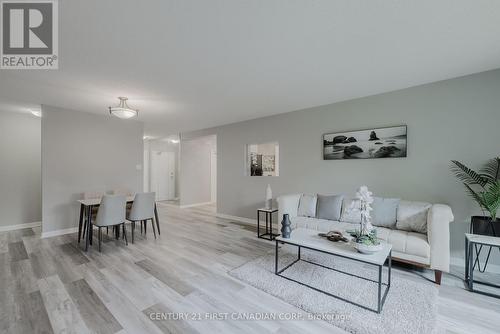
[396,200,431,234]
[340,197,361,224]
[297,194,317,218]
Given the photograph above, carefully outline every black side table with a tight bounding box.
[257,208,279,240]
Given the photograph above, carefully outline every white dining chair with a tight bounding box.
[92,195,128,252]
[127,192,156,243]
[79,191,105,243]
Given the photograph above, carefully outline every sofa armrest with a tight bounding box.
[277,194,302,221]
[427,204,454,272]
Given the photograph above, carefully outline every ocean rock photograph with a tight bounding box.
[323,125,407,160]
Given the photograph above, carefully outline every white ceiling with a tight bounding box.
[1,0,500,137]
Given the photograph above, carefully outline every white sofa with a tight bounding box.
[277,194,454,284]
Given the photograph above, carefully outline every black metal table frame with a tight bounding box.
[275,239,391,313]
[78,201,161,252]
[257,209,279,240]
[465,236,500,299]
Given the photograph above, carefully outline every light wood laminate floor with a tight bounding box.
[1,203,499,334]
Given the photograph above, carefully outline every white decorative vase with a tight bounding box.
[265,184,272,209]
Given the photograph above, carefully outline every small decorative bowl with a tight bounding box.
[353,242,383,254]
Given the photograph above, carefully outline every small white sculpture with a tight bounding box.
[265,184,273,209]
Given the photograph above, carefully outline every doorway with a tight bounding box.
[210,149,217,203]
[150,151,176,201]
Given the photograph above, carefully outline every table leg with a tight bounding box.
[298,246,301,260]
[78,204,84,243]
[468,241,474,290]
[85,206,90,251]
[377,265,382,313]
[270,212,273,239]
[257,211,260,238]
[154,203,161,235]
[465,237,469,284]
[265,212,269,235]
[89,205,93,245]
[388,251,392,287]
[275,239,278,274]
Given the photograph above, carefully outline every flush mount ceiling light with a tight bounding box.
[109,97,138,119]
[30,109,42,117]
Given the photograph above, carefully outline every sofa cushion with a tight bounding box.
[372,197,400,228]
[340,197,361,223]
[297,194,317,217]
[316,194,343,221]
[376,227,430,259]
[396,200,431,234]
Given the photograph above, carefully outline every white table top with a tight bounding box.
[258,207,278,212]
[77,196,136,206]
[276,228,392,265]
[466,233,500,247]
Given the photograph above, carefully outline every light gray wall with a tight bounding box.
[182,69,500,260]
[41,105,143,234]
[0,111,41,227]
[179,135,216,206]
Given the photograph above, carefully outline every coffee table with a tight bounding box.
[275,228,392,313]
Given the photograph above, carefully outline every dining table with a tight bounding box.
[77,196,161,251]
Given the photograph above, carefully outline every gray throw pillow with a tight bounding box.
[317,195,343,221]
[372,197,400,228]
[297,194,317,217]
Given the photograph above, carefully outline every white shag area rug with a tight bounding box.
[229,246,438,334]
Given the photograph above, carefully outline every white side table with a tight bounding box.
[465,233,500,299]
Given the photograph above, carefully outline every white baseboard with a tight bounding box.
[216,213,257,225]
[41,227,78,239]
[180,201,214,209]
[450,256,500,274]
[0,221,41,233]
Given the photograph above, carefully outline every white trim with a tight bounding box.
[180,201,214,209]
[41,227,78,239]
[216,213,257,225]
[0,221,41,232]
[451,256,500,274]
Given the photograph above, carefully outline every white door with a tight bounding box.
[151,151,176,201]
[166,151,176,199]
[210,150,217,203]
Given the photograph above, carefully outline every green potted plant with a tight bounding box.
[450,157,500,236]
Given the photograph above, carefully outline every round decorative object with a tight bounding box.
[281,214,292,238]
[354,242,383,254]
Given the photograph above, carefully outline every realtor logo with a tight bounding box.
[1,0,58,69]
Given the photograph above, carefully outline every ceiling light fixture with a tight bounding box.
[170,139,180,144]
[30,109,42,117]
[109,97,138,119]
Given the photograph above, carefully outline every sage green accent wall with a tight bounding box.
[182,69,500,261]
